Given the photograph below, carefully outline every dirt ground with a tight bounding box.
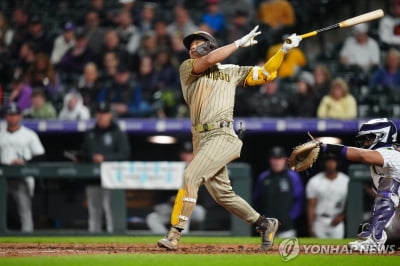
[0,243,399,257]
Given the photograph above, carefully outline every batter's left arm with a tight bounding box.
[243,34,302,86]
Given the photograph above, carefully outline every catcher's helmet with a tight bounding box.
[355,118,398,149]
[183,31,218,51]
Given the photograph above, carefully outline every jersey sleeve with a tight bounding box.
[377,148,400,169]
[179,59,201,86]
[29,131,45,156]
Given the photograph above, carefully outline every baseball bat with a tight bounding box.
[287,9,384,42]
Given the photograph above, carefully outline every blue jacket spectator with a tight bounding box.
[370,48,400,89]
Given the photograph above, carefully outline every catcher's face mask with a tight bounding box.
[355,133,377,149]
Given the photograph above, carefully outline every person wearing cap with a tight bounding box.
[253,146,304,238]
[157,23,301,251]
[339,23,380,72]
[306,155,349,239]
[59,27,93,74]
[80,102,130,233]
[0,103,45,232]
[288,71,318,117]
[51,21,76,65]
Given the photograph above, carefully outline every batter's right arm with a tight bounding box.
[192,26,261,74]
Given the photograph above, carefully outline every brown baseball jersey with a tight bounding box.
[180,59,252,126]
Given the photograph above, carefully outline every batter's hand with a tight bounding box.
[234,25,261,48]
[281,33,302,53]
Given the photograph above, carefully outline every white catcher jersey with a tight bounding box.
[371,147,400,189]
[306,172,350,217]
[0,126,45,165]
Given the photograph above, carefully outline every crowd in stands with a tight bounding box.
[0,0,398,120]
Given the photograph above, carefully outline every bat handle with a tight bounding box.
[300,31,318,40]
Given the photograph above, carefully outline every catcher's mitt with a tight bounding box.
[288,133,321,172]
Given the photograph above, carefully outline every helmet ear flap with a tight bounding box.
[194,41,216,56]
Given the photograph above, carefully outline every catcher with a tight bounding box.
[289,118,400,251]
[157,26,302,251]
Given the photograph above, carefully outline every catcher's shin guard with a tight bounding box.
[170,188,197,229]
[368,178,400,240]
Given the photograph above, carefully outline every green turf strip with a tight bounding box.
[0,236,352,245]
[1,254,399,266]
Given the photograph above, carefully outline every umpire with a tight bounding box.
[80,102,130,233]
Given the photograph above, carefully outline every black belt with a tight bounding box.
[193,121,232,132]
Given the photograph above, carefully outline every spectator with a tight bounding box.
[139,2,157,35]
[153,19,173,52]
[116,10,141,55]
[0,12,14,48]
[370,48,400,90]
[98,64,134,117]
[26,15,52,55]
[25,53,62,100]
[87,0,113,27]
[154,50,181,117]
[225,10,252,65]
[257,0,295,33]
[118,0,141,25]
[80,102,130,233]
[58,91,90,120]
[254,146,304,238]
[306,155,349,238]
[137,32,158,58]
[8,77,32,112]
[317,77,357,119]
[77,62,103,110]
[84,11,105,59]
[313,63,332,101]
[101,29,130,68]
[22,89,57,119]
[378,0,400,49]
[13,42,36,80]
[289,71,318,117]
[58,27,93,75]
[130,56,157,117]
[167,6,198,37]
[201,0,226,38]
[248,78,289,117]
[0,103,45,232]
[266,34,306,79]
[51,21,76,65]
[9,8,29,56]
[339,23,380,72]
[170,33,189,63]
[101,51,119,85]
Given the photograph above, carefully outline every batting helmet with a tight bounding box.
[183,31,218,51]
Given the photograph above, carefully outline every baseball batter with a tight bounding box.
[157,26,302,251]
[318,118,400,251]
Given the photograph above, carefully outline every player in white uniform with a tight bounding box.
[319,118,400,250]
[0,104,45,232]
[306,156,349,239]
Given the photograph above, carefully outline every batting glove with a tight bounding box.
[234,25,261,48]
[281,33,302,53]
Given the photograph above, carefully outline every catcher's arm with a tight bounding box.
[322,144,384,166]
